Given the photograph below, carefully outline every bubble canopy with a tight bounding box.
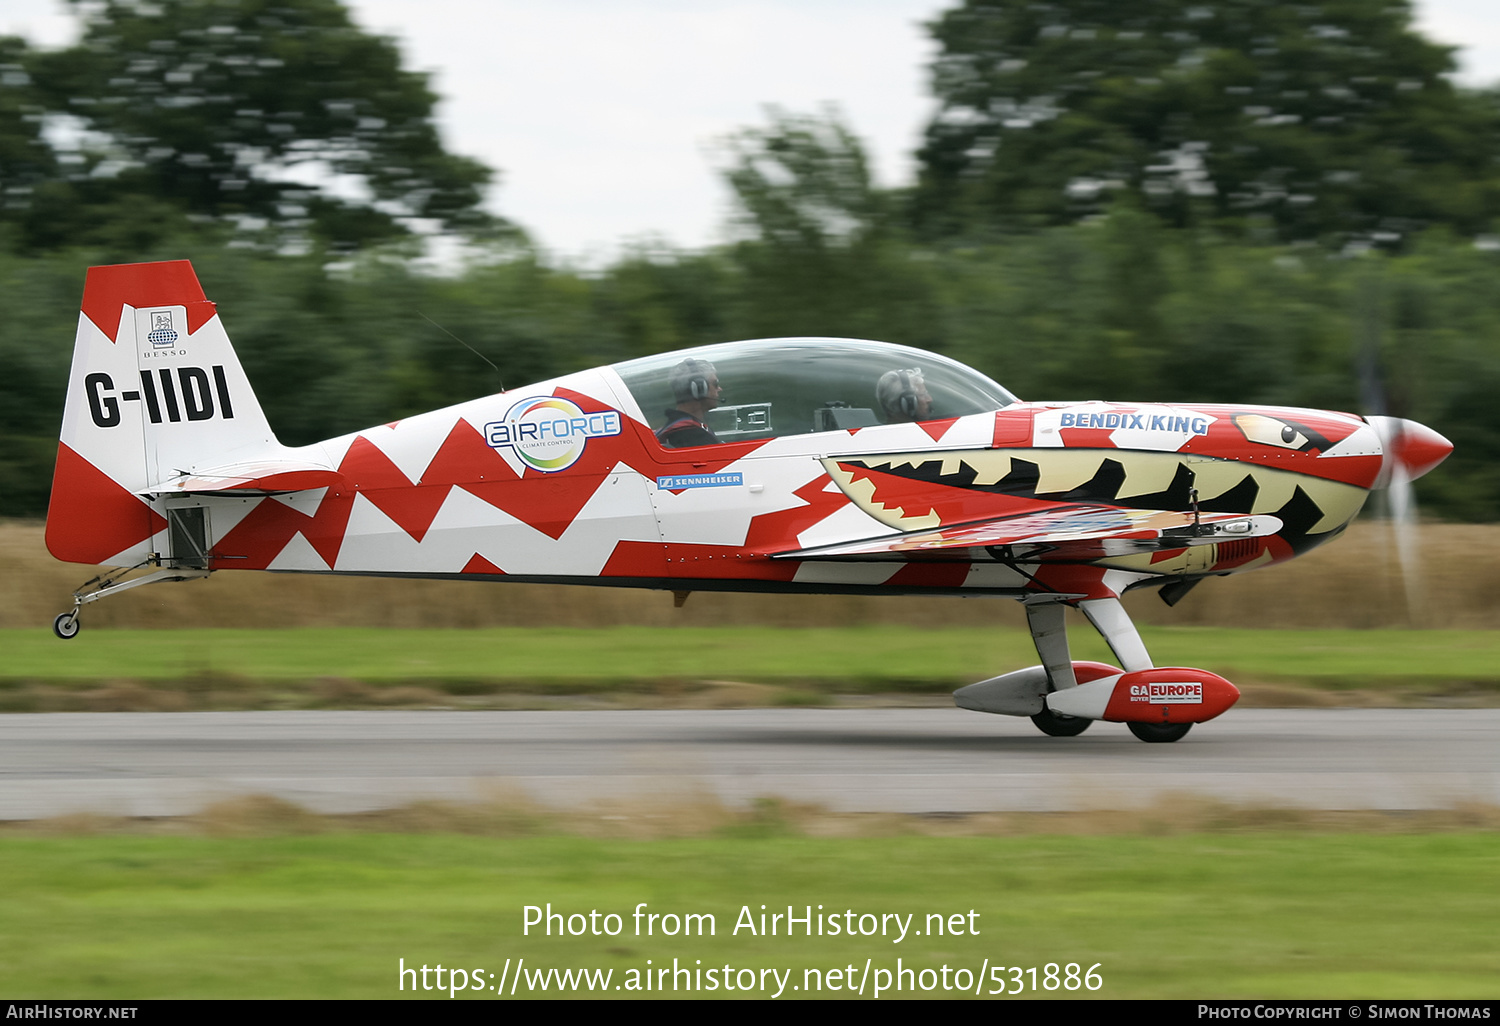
[612,338,1018,446]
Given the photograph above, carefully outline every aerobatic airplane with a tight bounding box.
[45,260,1453,741]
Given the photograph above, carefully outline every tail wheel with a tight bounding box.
[53,612,80,640]
[1127,721,1191,743]
[1031,707,1092,737]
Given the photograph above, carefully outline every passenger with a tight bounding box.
[657,358,723,448]
[876,368,933,423]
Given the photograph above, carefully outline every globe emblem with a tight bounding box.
[148,311,179,348]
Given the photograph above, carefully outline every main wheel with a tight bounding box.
[1127,720,1191,743]
[1031,707,1092,737]
[53,612,80,640]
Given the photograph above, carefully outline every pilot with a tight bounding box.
[657,358,723,448]
[876,368,933,423]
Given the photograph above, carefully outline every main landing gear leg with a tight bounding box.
[52,564,211,640]
[1079,596,1192,743]
[1024,600,1092,737]
[1024,596,1194,742]
[1078,597,1153,672]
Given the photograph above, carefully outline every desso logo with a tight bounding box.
[1129,682,1204,705]
[484,396,621,472]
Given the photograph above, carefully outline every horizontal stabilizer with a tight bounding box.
[140,459,344,496]
[776,505,1282,560]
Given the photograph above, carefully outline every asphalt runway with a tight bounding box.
[0,708,1496,820]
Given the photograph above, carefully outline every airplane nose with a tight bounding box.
[1367,416,1454,487]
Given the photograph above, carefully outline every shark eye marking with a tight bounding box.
[1232,414,1331,453]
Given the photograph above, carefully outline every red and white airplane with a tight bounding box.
[46,260,1453,741]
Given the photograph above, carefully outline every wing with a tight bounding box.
[774,504,1282,560]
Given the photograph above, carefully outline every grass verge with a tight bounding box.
[2,625,1499,711]
[0,797,1497,999]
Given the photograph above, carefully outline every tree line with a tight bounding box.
[2,0,1499,519]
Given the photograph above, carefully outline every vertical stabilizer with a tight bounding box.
[47,260,278,566]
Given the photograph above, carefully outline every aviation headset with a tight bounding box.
[896,369,922,419]
[672,359,715,402]
[689,369,711,401]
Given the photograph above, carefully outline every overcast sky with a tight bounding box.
[3,0,1498,262]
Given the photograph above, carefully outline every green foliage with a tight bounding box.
[721,105,883,253]
[0,36,61,221]
[5,218,1500,518]
[11,0,496,252]
[590,245,735,360]
[4,10,1500,523]
[716,107,943,346]
[912,0,1500,245]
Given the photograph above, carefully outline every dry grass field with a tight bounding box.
[4,518,1498,632]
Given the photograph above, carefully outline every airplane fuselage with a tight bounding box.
[46,263,1454,740]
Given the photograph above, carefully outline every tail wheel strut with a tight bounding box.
[52,564,211,641]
